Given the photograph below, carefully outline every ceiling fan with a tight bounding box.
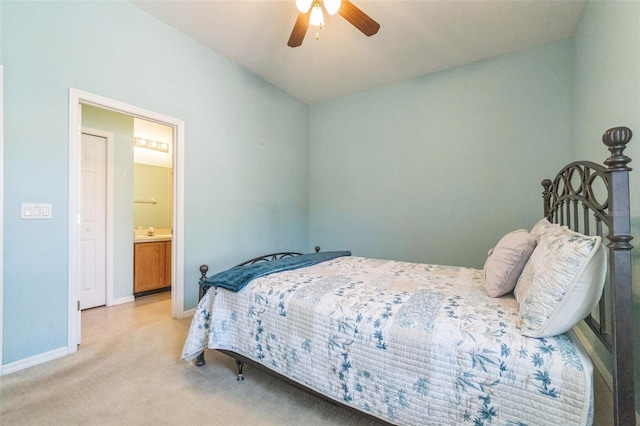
[288,0,380,47]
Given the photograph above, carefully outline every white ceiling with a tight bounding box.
[130,0,585,105]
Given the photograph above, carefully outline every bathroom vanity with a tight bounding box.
[133,231,172,297]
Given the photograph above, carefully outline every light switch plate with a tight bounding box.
[21,203,52,219]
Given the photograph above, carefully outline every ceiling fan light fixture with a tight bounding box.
[309,3,324,26]
[295,0,313,13]
[287,0,379,47]
[323,0,341,15]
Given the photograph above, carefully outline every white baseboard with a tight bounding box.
[181,307,195,318]
[1,346,69,375]
[110,295,135,306]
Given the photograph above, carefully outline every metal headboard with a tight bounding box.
[542,159,613,348]
[541,126,634,426]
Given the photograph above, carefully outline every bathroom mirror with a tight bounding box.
[133,163,173,229]
[133,119,174,230]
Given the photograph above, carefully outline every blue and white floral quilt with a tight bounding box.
[182,256,593,425]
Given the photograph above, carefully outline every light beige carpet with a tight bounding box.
[0,293,614,425]
[0,296,381,426]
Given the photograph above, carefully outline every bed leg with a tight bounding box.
[236,359,244,381]
[195,351,205,367]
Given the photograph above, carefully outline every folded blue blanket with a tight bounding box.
[201,250,351,292]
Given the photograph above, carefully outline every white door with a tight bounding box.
[80,133,107,310]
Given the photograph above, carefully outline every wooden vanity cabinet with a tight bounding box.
[134,240,172,296]
[165,241,172,288]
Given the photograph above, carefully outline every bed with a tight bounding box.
[182,126,635,426]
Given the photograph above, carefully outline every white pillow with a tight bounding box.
[483,230,537,297]
[530,218,566,239]
[514,227,606,338]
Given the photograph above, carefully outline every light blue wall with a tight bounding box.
[309,41,573,268]
[571,1,640,165]
[81,106,135,300]
[570,0,640,408]
[1,1,309,364]
[2,0,637,385]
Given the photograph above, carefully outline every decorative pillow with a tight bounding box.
[483,229,537,297]
[514,228,606,338]
[530,217,566,239]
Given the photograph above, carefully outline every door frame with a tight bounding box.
[0,65,5,370]
[68,88,186,352]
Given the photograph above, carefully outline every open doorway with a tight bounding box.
[132,118,174,298]
[68,89,185,353]
[80,114,174,308]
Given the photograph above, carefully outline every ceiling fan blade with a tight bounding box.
[338,0,380,37]
[288,11,311,47]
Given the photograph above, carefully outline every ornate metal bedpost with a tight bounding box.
[602,126,635,426]
[195,264,209,367]
[541,179,552,219]
[198,264,209,301]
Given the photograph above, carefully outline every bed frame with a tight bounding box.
[196,126,635,425]
[541,126,635,426]
[195,252,306,375]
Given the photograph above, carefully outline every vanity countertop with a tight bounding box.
[134,235,172,243]
[134,227,172,243]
